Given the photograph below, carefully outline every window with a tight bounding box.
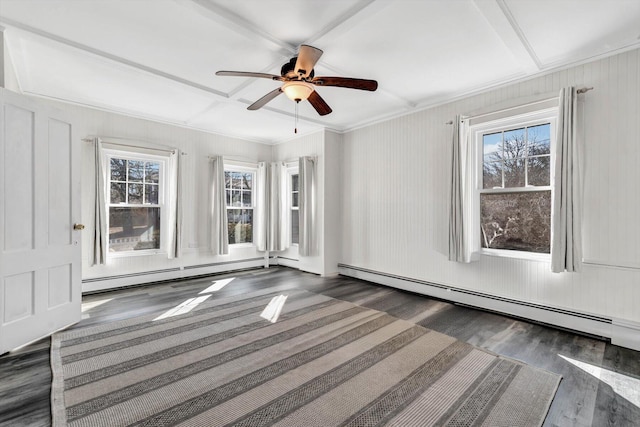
[290,173,299,244]
[107,153,166,254]
[224,169,255,244]
[473,109,556,256]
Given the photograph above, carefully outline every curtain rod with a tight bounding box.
[445,86,594,124]
[82,136,178,154]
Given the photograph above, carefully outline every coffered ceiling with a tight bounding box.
[1,0,639,143]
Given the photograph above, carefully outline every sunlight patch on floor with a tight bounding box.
[199,277,235,294]
[260,295,288,323]
[153,295,211,321]
[81,298,113,313]
[559,354,640,409]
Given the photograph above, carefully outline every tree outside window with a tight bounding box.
[224,170,254,244]
[108,157,162,252]
[479,123,552,254]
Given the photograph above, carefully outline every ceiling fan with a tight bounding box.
[216,45,378,116]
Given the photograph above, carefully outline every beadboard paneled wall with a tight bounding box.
[341,48,640,323]
[40,101,273,283]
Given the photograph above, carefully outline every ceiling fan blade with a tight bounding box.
[248,88,283,110]
[216,71,283,81]
[311,76,378,91]
[307,90,332,116]
[294,45,323,78]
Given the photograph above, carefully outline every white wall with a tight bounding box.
[271,130,325,274]
[324,131,343,276]
[40,102,273,288]
[340,48,640,327]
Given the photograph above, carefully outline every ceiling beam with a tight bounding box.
[304,0,379,45]
[472,0,541,73]
[0,17,228,98]
[177,0,296,56]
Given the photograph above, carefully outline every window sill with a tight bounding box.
[229,243,254,249]
[480,248,550,262]
[108,250,167,259]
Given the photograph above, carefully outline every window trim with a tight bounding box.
[470,107,557,261]
[224,163,256,247]
[103,148,169,258]
[287,165,300,246]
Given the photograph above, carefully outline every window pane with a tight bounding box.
[503,128,526,160]
[109,207,160,252]
[227,209,253,244]
[145,184,158,204]
[110,158,127,181]
[292,174,299,192]
[483,132,502,162]
[226,190,232,206]
[224,171,231,189]
[232,172,243,189]
[504,159,525,187]
[128,160,144,182]
[242,191,252,207]
[128,183,143,204]
[483,162,502,189]
[291,209,299,244]
[528,124,551,155]
[292,192,299,207]
[480,191,550,253]
[231,190,242,207]
[242,173,252,190]
[110,183,126,204]
[145,162,160,183]
[528,156,550,186]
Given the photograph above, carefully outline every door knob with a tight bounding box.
[73,223,85,230]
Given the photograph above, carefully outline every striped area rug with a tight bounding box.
[51,288,561,426]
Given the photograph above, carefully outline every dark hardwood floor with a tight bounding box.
[1,266,639,426]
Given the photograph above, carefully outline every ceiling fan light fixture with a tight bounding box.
[282,81,314,102]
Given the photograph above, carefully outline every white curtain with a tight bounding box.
[551,87,582,272]
[92,138,107,265]
[449,115,464,262]
[254,162,268,251]
[268,161,288,251]
[448,116,475,263]
[254,162,289,252]
[210,156,229,255]
[299,156,316,256]
[166,150,182,259]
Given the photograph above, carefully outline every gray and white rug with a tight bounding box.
[51,288,561,426]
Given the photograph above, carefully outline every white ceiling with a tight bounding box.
[1,0,639,144]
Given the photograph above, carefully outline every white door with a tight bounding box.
[0,89,81,354]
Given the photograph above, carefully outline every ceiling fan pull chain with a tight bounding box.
[294,100,299,134]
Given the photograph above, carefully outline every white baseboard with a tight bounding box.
[82,258,266,293]
[336,264,640,350]
[275,257,299,269]
[612,318,640,351]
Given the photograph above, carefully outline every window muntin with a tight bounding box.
[476,117,554,256]
[482,123,551,189]
[107,155,164,253]
[224,169,254,244]
[291,173,299,245]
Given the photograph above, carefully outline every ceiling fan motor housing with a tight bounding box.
[281,57,314,79]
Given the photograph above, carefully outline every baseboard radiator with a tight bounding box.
[338,263,640,352]
[82,258,268,293]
